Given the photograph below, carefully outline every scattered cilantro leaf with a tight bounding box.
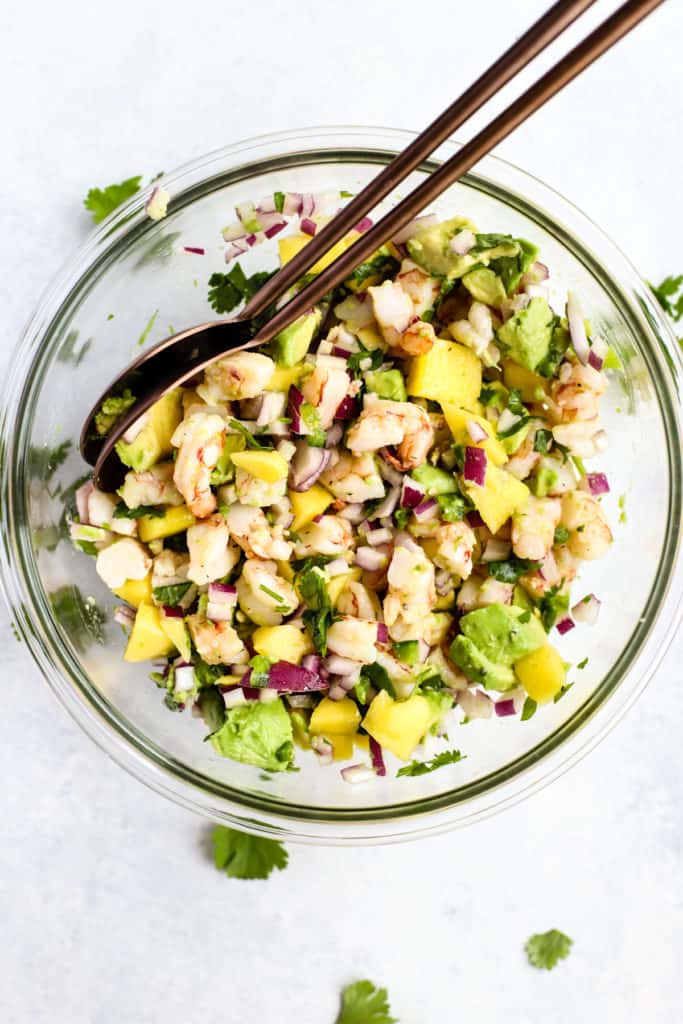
[488,557,540,583]
[534,428,554,454]
[248,654,271,688]
[335,980,397,1024]
[84,176,142,223]
[348,342,384,376]
[296,565,333,654]
[137,309,159,346]
[553,683,574,703]
[506,388,526,417]
[393,507,410,530]
[193,656,223,689]
[521,696,537,721]
[649,274,683,322]
[360,662,396,700]
[437,493,466,522]
[554,525,570,545]
[479,385,504,408]
[537,320,569,378]
[114,501,164,519]
[397,749,465,777]
[340,190,354,198]
[577,657,589,670]
[538,584,569,631]
[525,929,573,970]
[152,582,192,607]
[212,826,288,880]
[228,419,272,451]
[28,440,71,482]
[94,389,136,436]
[346,251,400,290]
[497,413,531,439]
[208,263,275,315]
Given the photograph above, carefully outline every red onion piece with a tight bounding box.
[458,687,493,719]
[588,350,603,371]
[495,698,517,717]
[300,193,316,218]
[464,446,487,486]
[268,660,328,692]
[373,486,400,520]
[286,693,314,709]
[208,582,237,597]
[566,292,590,365]
[355,546,388,571]
[331,346,351,359]
[301,217,317,237]
[173,664,195,693]
[401,477,425,509]
[257,391,287,428]
[556,616,575,635]
[339,503,364,524]
[302,654,323,675]
[324,654,361,676]
[341,763,376,783]
[334,395,357,421]
[449,228,476,256]
[466,419,488,444]
[378,458,404,487]
[242,686,262,701]
[256,195,277,214]
[392,213,439,245]
[324,423,344,449]
[466,511,485,528]
[287,386,306,435]
[394,530,422,553]
[354,216,373,233]
[582,472,610,496]
[496,408,521,434]
[114,605,135,629]
[183,246,205,255]
[283,192,303,216]
[368,739,386,777]
[224,239,250,261]
[413,498,438,523]
[264,220,287,239]
[312,734,334,765]
[376,623,389,645]
[75,481,94,523]
[435,569,453,596]
[235,200,257,224]
[162,605,184,619]
[571,593,601,625]
[222,222,248,242]
[328,684,347,701]
[289,440,331,491]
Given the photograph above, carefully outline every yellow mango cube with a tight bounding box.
[407,338,481,408]
[159,614,192,662]
[327,568,362,607]
[275,559,295,583]
[466,464,530,535]
[354,733,370,752]
[265,364,309,393]
[251,624,313,665]
[113,573,153,608]
[362,690,436,761]
[279,231,360,274]
[288,484,333,532]
[441,404,508,466]
[138,504,196,543]
[124,602,175,662]
[515,644,566,703]
[230,449,288,482]
[310,696,361,736]
[502,359,548,403]
[331,734,354,760]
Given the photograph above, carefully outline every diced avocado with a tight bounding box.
[512,584,534,612]
[531,463,559,497]
[497,298,554,372]
[462,267,507,307]
[407,219,520,280]
[449,635,516,692]
[407,337,481,407]
[210,697,295,771]
[411,463,457,496]
[501,419,531,455]
[364,369,407,402]
[460,603,546,665]
[95,389,136,437]
[115,390,182,473]
[271,309,322,367]
[265,363,310,392]
[393,640,420,666]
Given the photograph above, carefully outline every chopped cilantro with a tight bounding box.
[497,413,531,439]
[506,388,526,417]
[525,929,573,970]
[340,190,354,198]
[359,662,396,700]
[394,507,410,530]
[94,388,136,436]
[437,493,467,522]
[521,696,537,720]
[193,657,223,689]
[534,428,554,454]
[538,584,569,631]
[347,342,384,376]
[577,657,589,670]
[397,749,465,777]
[649,274,683,322]
[346,251,399,290]
[137,309,159,346]
[479,385,504,408]
[554,525,570,544]
[114,501,164,519]
[208,263,274,315]
[152,582,192,607]
[248,654,271,688]
[488,557,540,583]
[296,565,333,654]
[228,419,272,451]
[84,176,142,223]
[335,980,397,1024]
[553,683,574,703]
[212,826,288,880]
[537,320,569,378]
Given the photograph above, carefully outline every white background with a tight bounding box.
[1,1,682,1021]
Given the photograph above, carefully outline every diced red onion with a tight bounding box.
[183,246,205,255]
[242,686,262,701]
[481,538,512,562]
[162,605,184,619]
[354,216,373,233]
[556,616,575,635]
[466,511,485,528]
[464,447,487,487]
[245,232,265,247]
[208,582,237,598]
[207,602,234,622]
[394,530,422,553]
[466,419,488,444]
[355,546,388,571]
[300,193,316,218]
[311,735,334,765]
[288,386,306,435]
[495,698,517,717]
[256,195,277,214]
[449,228,476,256]
[315,353,348,372]
[324,654,361,676]
[76,481,94,524]
[401,477,425,509]
[264,219,287,239]
[435,569,453,596]
[377,458,403,488]
[339,503,365,524]
[224,687,247,708]
[235,200,257,223]
[532,261,549,282]
[257,391,287,427]
[376,622,389,645]
[328,684,347,701]
[373,486,400,520]
[302,654,323,675]
[173,664,195,694]
[581,472,610,496]
[458,687,493,719]
[324,423,344,449]
[267,660,328,692]
[259,688,279,703]
[392,213,439,245]
[288,441,331,491]
[283,192,303,216]
[224,239,250,262]
[325,557,350,577]
[301,217,317,237]
[341,763,376,784]
[366,526,393,546]
[222,221,248,242]
[369,738,386,776]
[571,593,601,626]
[413,498,438,522]
[334,395,357,421]
[114,605,135,629]
[588,350,603,371]
[566,291,590,365]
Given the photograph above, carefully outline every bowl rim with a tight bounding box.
[2,124,682,845]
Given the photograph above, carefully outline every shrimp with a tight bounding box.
[393,319,437,356]
[293,515,354,558]
[300,365,350,429]
[456,574,514,611]
[151,549,190,592]
[187,514,240,585]
[551,361,607,423]
[519,545,576,600]
[326,617,378,664]
[335,580,381,620]
[118,462,184,510]
[368,280,414,347]
[511,496,561,561]
[505,432,541,481]
[449,302,501,367]
[561,490,613,560]
[433,521,477,579]
[397,259,441,316]
[319,451,386,503]
[383,545,436,640]
[95,538,151,590]
[235,559,298,626]
[186,614,245,666]
[552,418,607,459]
[200,351,275,402]
[224,503,293,560]
[171,412,226,518]
[346,397,434,472]
[234,468,287,508]
[87,487,137,537]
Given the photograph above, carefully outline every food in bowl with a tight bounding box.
[72,194,613,779]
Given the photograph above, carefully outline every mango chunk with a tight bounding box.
[331,734,354,760]
[441,404,508,466]
[466,464,530,535]
[327,568,362,607]
[124,602,175,662]
[275,559,295,583]
[252,624,313,665]
[288,484,333,532]
[310,696,361,736]
[159,614,192,662]
[265,364,310,393]
[115,390,182,473]
[113,573,153,608]
[230,449,288,482]
[407,337,481,408]
[278,230,360,274]
[515,644,566,703]
[502,359,548,403]
[362,690,436,761]
[138,504,196,543]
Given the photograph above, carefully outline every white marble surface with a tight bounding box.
[2,1,683,1021]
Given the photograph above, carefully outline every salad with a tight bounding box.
[73,198,614,780]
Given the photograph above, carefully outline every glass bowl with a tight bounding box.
[2,127,682,845]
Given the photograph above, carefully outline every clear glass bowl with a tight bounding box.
[2,127,682,845]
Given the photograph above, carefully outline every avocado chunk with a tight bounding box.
[115,390,182,473]
[530,461,559,497]
[411,463,457,496]
[271,309,322,367]
[210,697,295,771]
[460,603,546,665]
[496,297,554,372]
[364,368,407,402]
[449,635,517,692]
[462,267,507,307]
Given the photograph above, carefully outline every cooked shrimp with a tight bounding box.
[383,545,436,640]
[300,365,350,429]
[449,301,494,355]
[368,280,414,347]
[552,418,607,459]
[561,490,613,560]
[505,432,541,481]
[512,496,561,561]
[335,580,381,620]
[456,574,514,610]
[551,361,607,423]
[319,451,386,503]
[234,468,287,508]
[393,319,436,356]
[397,259,441,315]
[151,549,190,591]
[346,397,434,472]
[200,351,275,402]
[520,545,577,599]
[118,462,184,510]
[433,521,476,579]
[186,614,245,666]
[224,503,293,560]
[96,538,151,590]
[87,487,137,537]
[326,617,378,664]
[171,413,226,518]
[187,514,240,585]
[293,515,354,558]
[235,559,298,626]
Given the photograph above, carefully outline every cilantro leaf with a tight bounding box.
[248,654,271,688]
[296,565,333,654]
[538,584,570,631]
[360,662,396,700]
[84,176,142,223]
[488,557,540,583]
[525,928,573,970]
[212,826,288,880]
[348,342,384,376]
[577,656,589,670]
[533,428,554,454]
[94,388,136,437]
[137,309,159,347]
[437,493,466,522]
[114,501,164,519]
[346,251,400,290]
[208,263,275,315]
[193,656,223,689]
[397,749,465,777]
[335,980,397,1024]
[227,419,272,451]
[650,274,683,322]
[521,696,537,721]
[152,582,192,607]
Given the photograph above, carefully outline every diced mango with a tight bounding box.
[276,559,295,582]
[362,690,437,761]
[331,734,354,760]
[435,592,455,611]
[502,359,548,403]
[278,231,360,274]
[466,464,530,535]
[407,338,481,408]
[115,390,182,473]
[113,573,153,608]
[288,484,333,532]
[159,614,192,662]
[310,696,361,736]
[327,568,362,607]
[356,325,386,350]
[515,644,566,703]
[252,624,313,665]
[124,602,175,662]
[230,449,288,482]
[138,504,196,543]
[441,404,508,466]
[265,364,310,393]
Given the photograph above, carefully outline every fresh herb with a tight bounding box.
[489,238,538,296]
[208,263,274,314]
[84,176,142,223]
[114,501,164,519]
[346,250,400,290]
[193,656,223,689]
[650,274,683,321]
[534,428,554,454]
[537,320,569,378]
[506,388,526,417]
[497,413,531,439]
[521,696,537,721]
[393,507,410,530]
[577,657,589,670]
[437,493,466,522]
[94,388,136,436]
[227,419,272,451]
[50,587,106,653]
[518,610,532,623]
[397,749,466,777]
[296,565,333,654]
[392,640,419,666]
[359,662,396,700]
[538,584,569,631]
[340,190,354,198]
[152,582,192,607]
[300,402,326,446]
[479,385,504,408]
[248,654,271,688]
[618,493,627,524]
[553,683,574,703]
[212,826,288,880]
[488,557,540,583]
[137,309,159,346]
[348,342,384,376]
[354,677,370,705]
[554,525,570,544]
[28,440,71,482]
[525,929,573,970]
[452,444,466,473]
[416,669,447,692]
[163,531,189,553]
[196,686,226,734]
[335,980,397,1024]
[273,191,285,213]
